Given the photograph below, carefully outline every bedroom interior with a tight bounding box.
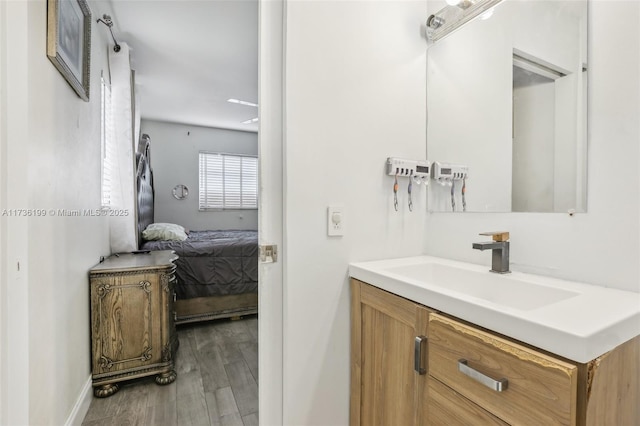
[79,0,262,422]
[1,0,639,425]
[136,134,259,325]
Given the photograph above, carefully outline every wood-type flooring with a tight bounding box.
[82,315,258,426]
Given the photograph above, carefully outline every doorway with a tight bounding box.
[83,0,285,423]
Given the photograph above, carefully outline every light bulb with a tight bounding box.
[480,9,494,20]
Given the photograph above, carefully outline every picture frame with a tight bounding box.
[47,0,92,101]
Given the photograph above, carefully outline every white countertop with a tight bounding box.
[349,255,640,363]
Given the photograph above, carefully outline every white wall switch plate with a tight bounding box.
[327,205,344,237]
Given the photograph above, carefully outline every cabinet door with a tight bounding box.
[91,271,162,375]
[351,279,432,426]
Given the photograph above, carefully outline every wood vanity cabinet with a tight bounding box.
[350,279,435,425]
[89,250,179,397]
[350,279,640,426]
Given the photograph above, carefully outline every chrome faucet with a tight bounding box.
[472,232,510,274]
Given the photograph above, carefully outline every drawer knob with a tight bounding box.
[458,359,508,392]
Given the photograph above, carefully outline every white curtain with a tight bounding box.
[108,43,137,253]
[133,69,142,152]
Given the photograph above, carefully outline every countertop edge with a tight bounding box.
[349,258,640,363]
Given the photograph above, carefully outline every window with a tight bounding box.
[100,76,114,208]
[199,152,258,210]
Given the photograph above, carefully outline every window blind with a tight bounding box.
[199,152,258,210]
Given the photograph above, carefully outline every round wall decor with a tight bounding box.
[172,184,189,200]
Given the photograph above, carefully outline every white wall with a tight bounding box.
[283,1,428,424]
[0,2,31,424]
[2,0,113,423]
[140,119,258,231]
[424,1,640,292]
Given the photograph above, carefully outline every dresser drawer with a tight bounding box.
[428,313,578,425]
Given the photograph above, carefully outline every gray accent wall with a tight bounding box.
[141,120,258,231]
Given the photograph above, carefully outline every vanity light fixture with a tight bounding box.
[426,0,502,42]
[228,98,259,108]
[427,15,445,30]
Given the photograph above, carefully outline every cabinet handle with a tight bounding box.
[458,359,508,392]
[414,336,427,375]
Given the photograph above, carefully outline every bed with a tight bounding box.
[136,135,258,324]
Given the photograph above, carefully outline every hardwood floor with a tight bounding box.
[82,315,258,426]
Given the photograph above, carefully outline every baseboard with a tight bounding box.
[65,376,92,426]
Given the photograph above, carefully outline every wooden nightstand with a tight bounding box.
[89,250,179,397]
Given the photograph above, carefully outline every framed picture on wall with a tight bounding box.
[46,0,92,101]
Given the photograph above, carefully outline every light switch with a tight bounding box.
[327,205,344,237]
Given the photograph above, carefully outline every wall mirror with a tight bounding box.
[426,0,588,213]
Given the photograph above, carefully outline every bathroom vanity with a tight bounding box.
[349,257,640,426]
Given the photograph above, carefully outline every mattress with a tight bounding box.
[141,230,258,299]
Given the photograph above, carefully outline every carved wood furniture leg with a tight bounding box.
[94,383,119,398]
[155,369,177,385]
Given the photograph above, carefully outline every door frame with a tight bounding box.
[258,0,285,423]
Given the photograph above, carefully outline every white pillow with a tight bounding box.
[142,223,188,241]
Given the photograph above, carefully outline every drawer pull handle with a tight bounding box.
[414,336,427,375]
[458,359,508,392]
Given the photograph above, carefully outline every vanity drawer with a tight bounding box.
[428,377,509,425]
[428,313,578,426]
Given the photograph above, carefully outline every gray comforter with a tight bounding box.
[141,230,258,299]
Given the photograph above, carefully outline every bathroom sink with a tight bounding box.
[349,255,640,362]
[384,263,579,311]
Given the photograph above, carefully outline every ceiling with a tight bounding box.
[107,0,259,132]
